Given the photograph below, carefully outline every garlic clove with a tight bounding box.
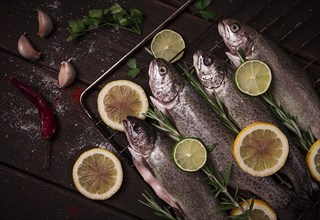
[58,60,76,88]
[37,10,53,38]
[17,33,42,61]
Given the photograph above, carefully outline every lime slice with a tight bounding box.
[306,139,320,182]
[234,60,272,96]
[72,148,123,200]
[151,29,185,63]
[233,122,289,177]
[173,138,207,172]
[97,80,148,131]
[231,199,277,220]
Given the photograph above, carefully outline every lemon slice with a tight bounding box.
[97,80,148,131]
[306,139,320,182]
[151,29,185,63]
[231,199,277,220]
[234,60,272,96]
[72,148,123,200]
[173,138,207,172]
[233,122,289,177]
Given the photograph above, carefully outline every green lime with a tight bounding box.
[173,138,207,172]
[234,60,272,96]
[151,29,185,63]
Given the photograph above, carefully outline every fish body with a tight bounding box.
[193,50,318,198]
[123,116,225,220]
[148,58,292,210]
[218,18,320,139]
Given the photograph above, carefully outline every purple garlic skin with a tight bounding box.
[17,33,42,61]
[58,61,76,88]
[37,10,53,38]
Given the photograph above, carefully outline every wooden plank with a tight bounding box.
[0,51,162,219]
[0,163,141,219]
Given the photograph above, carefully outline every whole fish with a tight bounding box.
[218,18,320,139]
[123,116,226,220]
[148,58,292,210]
[193,50,318,198]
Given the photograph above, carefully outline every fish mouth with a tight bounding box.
[218,21,227,38]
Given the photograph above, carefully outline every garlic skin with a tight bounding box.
[37,10,53,38]
[58,61,76,88]
[17,33,42,61]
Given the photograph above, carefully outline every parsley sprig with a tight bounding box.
[125,58,141,78]
[66,3,143,41]
[193,0,216,21]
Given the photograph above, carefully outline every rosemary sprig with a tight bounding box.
[261,91,315,151]
[147,107,184,141]
[237,50,315,151]
[179,63,240,134]
[140,191,182,220]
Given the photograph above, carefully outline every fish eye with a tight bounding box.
[159,66,167,75]
[204,56,213,66]
[230,23,240,33]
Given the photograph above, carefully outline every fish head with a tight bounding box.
[218,19,257,57]
[148,58,183,103]
[123,116,156,158]
[193,50,226,89]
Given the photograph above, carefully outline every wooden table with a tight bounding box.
[1,0,319,219]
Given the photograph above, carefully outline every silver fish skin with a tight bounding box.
[148,58,292,210]
[218,18,320,139]
[193,50,318,197]
[123,116,225,220]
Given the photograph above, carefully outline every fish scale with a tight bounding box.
[123,116,225,220]
[148,58,292,211]
[193,50,318,198]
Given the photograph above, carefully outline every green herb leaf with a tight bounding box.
[199,10,216,21]
[126,58,137,69]
[110,3,123,14]
[194,0,212,11]
[89,9,104,18]
[66,3,143,41]
[126,69,140,78]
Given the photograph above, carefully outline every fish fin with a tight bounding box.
[132,158,180,210]
[226,52,241,69]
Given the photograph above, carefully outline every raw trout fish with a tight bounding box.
[148,58,292,210]
[123,116,226,220]
[193,50,318,197]
[218,18,320,139]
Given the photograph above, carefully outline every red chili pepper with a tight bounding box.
[10,78,57,139]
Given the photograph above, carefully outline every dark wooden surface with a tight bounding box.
[1,0,320,219]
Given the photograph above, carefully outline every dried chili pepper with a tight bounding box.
[10,77,57,168]
[10,78,57,139]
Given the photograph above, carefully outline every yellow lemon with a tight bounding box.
[306,139,320,182]
[234,122,289,177]
[231,199,277,220]
[72,148,123,200]
[97,80,148,131]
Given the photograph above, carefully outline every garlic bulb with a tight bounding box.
[17,33,41,61]
[37,10,53,38]
[58,60,76,88]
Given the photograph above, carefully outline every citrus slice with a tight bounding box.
[151,29,185,63]
[97,80,148,131]
[173,138,207,172]
[234,60,272,96]
[306,139,320,182]
[231,199,277,220]
[233,122,289,177]
[72,148,123,200]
